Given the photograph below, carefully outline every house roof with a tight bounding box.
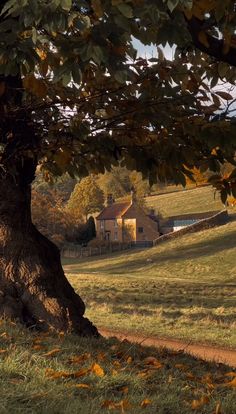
[96,202,131,220]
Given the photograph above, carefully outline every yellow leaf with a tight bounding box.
[45,369,71,379]
[224,377,236,388]
[75,383,91,389]
[126,356,132,364]
[140,399,152,408]
[224,372,236,377]
[90,362,105,377]
[36,48,47,60]
[43,348,61,357]
[191,395,209,410]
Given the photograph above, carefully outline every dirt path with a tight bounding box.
[100,328,236,368]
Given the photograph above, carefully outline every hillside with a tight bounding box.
[64,218,236,348]
[144,186,224,217]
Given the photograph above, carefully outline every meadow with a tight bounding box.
[0,320,235,414]
[64,188,236,348]
[145,185,224,217]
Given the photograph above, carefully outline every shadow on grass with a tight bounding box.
[80,280,236,314]
[65,230,236,275]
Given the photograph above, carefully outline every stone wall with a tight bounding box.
[153,210,228,246]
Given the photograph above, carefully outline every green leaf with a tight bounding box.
[116,3,133,18]
[218,62,229,78]
[167,0,179,13]
[60,0,72,11]
[220,189,227,204]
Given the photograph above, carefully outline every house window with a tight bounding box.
[114,219,118,228]
[138,227,144,233]
[114,231,118,240]
[100,220,104,229]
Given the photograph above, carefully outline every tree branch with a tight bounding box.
[186,16,236,67]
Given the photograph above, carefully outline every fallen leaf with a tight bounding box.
[45,368,89,380]
[175,363,188,371]
[137,369,152,379]
[120,386,129,394]
[191,395,209,410]
[215,401,222,414]
[101,399,131,412]
[68,353,90,364]
[224,371,236,377]
[32,345,45,351]
[101,400,116,409]
[113,360,121,368]
[72,368,90,378]
[97,352,106,361]
[126,356,132,364]
[224,377,236,388]
[140,398,152,408]
[90,362,105,377]
[43,348,61,357]
[75,383,91,389]
[143,357,162,369]
[186,372,195,380]
[0,349,7,354]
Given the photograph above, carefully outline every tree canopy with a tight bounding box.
[0,0,236,202]
[67,175,104,219]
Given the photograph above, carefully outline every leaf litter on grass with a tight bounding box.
[0,320,236,414]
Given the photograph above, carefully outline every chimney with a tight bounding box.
[130,186,136,204]
[107,194,114,206]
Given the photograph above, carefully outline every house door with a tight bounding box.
[105,231,110,241]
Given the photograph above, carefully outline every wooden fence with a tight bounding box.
[61,242,133,258]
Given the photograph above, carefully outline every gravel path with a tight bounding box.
[100,328,236,368]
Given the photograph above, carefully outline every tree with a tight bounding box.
[67,176,104,220]
[31,188,77,246]
[0,0,236,335]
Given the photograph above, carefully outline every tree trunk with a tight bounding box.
[0,168,98,336]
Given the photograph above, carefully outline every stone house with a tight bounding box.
[96,194,159,243]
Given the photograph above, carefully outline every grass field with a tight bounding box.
[0,320,236,413]
[64,218,236,349]
[145,186,224,217]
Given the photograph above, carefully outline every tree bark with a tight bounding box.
[0,166,98,336]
